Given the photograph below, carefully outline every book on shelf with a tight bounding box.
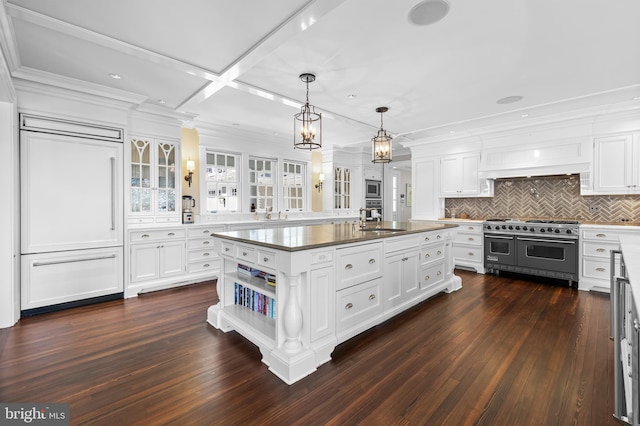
[233,282,276,318]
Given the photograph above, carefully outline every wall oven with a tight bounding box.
[484,219,580,287]
[365,179,381,199]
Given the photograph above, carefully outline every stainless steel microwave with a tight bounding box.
[365,179,381,198]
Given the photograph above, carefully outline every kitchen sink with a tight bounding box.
[361,228,406,234]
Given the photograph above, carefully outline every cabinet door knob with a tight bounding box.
[425,254,430,258]
[224,247,230,252]
[425,275,430,281]
[437,271,442,275]
[437,235,441,239]
[263,257,269,262]
[242,252,248,256]
[345,263,353,270]
[437,251,442,255]
[369,294,376,300]
[369,258,376,264]
[425,237,430,241]
[345,303,353,310]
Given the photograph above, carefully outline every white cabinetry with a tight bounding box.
[187,225,224,277]
[579,225,640,292]
[130,228,186,283]
[384,236,420,310]
[129,136,181,224]
[593,133,640,194]
[440,153,492,197]
[446,220,485,273]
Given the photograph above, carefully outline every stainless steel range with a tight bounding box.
[483,219,580,287]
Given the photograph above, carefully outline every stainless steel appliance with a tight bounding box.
[182,195,195,224]
[365,198,382,221]
[484,218,580,287]
[365,179,381,198]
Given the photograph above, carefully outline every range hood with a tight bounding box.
[478,163,590,180]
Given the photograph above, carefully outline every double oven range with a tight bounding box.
[483,219,580,287]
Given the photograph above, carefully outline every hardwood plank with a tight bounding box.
[0,272,616,425]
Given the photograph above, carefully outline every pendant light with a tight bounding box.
[372,106,392,163]
[293,73,322,150]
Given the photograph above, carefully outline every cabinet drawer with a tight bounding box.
[220,241,234,256]
[257,249,277,269]
[310,250,333,265]
[457,224,482,233]
[582,241,619,258]
[421,244,444,264]
[155,216,181,224]
[130,228,185,242]
[187,226,225,238]
[454,232,481,246]
[188,259,220,274]
[385,235,419,253]
[453,245,482,262]
[235,245,257,264]
[336,278,383,333]
[336,243,383,290]
[188,238,214,250]
[422,232,445,245]
[187,248,217,262]
[421,262,445,290]
[582,258,613,281]
[582,229,621,242]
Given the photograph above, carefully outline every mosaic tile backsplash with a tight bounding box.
[445,175,640,223]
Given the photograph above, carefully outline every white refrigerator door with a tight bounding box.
[21,131,123,254]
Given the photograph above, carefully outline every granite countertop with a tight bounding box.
[211,221,458,252]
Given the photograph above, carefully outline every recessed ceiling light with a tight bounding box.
[347,94,356,99]
[108,73,121,80]
[449,130,456,134]
[521,114,529,118]
[158,99,166,104]
[408,0,450,26]
[496,95,523,104]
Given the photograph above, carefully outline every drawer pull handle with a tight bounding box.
[402,257,408,261]
[203,230,210,234]
[468,252,474,256]
[242,252,248,256]
[203,252,210,256]
[596,248,606,252]
[425,237,430,241]
[425,275,430,281]
[596,267,606,272]
[345,303,353,310]
[425,254,430,258]
[468,237,474,241]
[203,264,210,268]
[168,232,175,236]
[224,247,230,252]
[437,251,442,255]
[263,257,269,262]
[437,271,442,275]
[141,234,150,238]
[369,258,376,264]
[437,235,441,239]
[596,233,606,238]
[345,263,353,270]
[369,294,376,300]
[203,241,210,245]
[468,227,474,230]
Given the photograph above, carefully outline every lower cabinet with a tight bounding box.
[336,277,383,338]
[580,225,640,292]
[130,240,185,282]
[384,250,420,309]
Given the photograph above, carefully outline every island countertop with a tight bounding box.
[211,221,458,252]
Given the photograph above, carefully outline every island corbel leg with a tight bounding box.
[282,272,303,353]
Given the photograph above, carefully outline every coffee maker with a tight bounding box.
[182,196,195,224]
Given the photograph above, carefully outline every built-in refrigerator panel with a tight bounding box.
[19,114,124,312]
[20,131,123,254]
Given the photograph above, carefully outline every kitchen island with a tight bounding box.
[207,221,461,384]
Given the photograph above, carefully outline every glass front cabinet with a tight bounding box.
[129,136,181,224]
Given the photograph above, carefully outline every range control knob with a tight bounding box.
[508,225,513,230]
[530,228,535,232]
[501,225,507,229]
[523,226,528,231]
[486,225,492,230]
[554,229,560,233]
[540,228,546,232]
[515,226,521,230]
[566,229,573,234]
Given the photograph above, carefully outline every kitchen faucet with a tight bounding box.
[359,207,382,230]
[265,207,272,220]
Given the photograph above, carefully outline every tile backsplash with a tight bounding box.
[445,175,640,223]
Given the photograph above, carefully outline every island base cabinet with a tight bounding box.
[336,278,383,343]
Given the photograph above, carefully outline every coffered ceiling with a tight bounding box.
[1,0,639,154]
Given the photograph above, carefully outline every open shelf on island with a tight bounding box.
[227,272,276,297]
[225,304,276,342]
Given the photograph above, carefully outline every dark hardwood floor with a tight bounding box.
[0,270,614,425]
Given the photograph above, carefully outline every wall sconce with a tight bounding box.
[184,160,195,187]
[315,173,325,192]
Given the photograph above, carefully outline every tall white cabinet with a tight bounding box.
[593,133,640,194]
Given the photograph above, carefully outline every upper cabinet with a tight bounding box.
[129,136,181,224]
[593,133,640,194]
[334,166,352,210]
[440,153,492,197]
